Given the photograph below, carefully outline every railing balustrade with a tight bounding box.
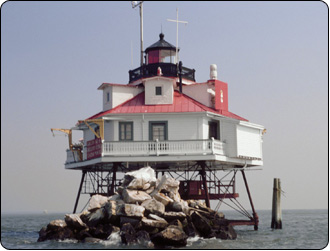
[66,139,225,163]
[102,139,225,157]
[129,63,195,83]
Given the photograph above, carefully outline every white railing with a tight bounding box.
[66,139,226,163]
[213,139,225,155]
[102,139,225,157]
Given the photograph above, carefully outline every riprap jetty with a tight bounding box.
[38,167,236,247]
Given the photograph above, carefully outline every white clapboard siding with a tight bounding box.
[236,124,262,159]
[104,121,114,141]
[167,116,199,140]
[221,121,238,157]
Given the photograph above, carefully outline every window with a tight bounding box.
[119,122,133,141]
[209,121,220,140]
[148,50,160,64]
[106,92,110,102]
[149,121,168,141]
[155,86,162,96]
[147,49,175,64]
[159,49,174,63]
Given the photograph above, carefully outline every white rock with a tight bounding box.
[145,186,155,194]
[163,211,187,221]
[122,189,151,204]
[150,175,168,196]
[141,199,165,216]
[180,200,190,215]
[123,167,157,191]
[65,214,87,229]
[122,204,145,218]
[187,200,198,208]
[104,200,118,218]
[153,193,173,206]
[127,178,144,190]
[196,200,207,208]
[148,214,167,223]
[141,218,168,229]
[86,208,106,227]
[87,194,108,211]
[125,167,157,184]
[168,187,181,202]
[47,219,67,230]
[161,177,180,199]
[181,200,189,208]
[142,182,151,190]
[164,177,180,188]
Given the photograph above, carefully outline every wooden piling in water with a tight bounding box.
[271,178,282,229]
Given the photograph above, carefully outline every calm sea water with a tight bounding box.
[1,209,328,249]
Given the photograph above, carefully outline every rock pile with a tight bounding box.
[38,167,237,247]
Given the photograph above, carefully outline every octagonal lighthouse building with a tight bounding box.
[53,33,265,229]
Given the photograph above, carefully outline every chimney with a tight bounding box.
[210,64,217,80]
[208,64,228,112]
[214,80,228,112]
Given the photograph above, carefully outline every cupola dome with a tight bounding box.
[145,33,178,64]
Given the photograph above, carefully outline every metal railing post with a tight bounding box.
[101,141,104,157]
[211,137,215,154]
[156,139,159,156]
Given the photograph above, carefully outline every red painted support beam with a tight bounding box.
[241,170,259,230]
[200,162,210,208]
[73,170,86,214]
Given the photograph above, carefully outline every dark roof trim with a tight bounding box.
[145,33,177,53]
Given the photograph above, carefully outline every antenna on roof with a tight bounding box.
[131,40,134,68]
[131,1,144,67]
[167,8,188,64]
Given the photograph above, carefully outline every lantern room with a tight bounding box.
[145,33,177,64]
[128,33,195,83]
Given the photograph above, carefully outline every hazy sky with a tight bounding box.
[1,1,328,213]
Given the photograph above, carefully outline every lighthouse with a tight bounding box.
[52,29,264,230]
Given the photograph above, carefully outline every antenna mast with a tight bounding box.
[167,8,188,64]
[131,1,144,67]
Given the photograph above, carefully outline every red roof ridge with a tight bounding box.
[86,90,247,121]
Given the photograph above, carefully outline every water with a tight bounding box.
[1,209,328,249]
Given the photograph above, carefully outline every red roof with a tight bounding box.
[88,91,247,121]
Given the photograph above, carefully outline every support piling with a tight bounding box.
[271,178,282,229]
